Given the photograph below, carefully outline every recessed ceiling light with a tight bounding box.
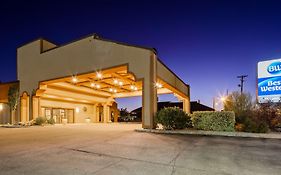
[90,83,95,87]
[134,87,138,91]
[96,84,101,88]
[72,77,78,83]
[155,82,163,88]
[113,79,118,84]
[118,81,123,86]
[109,88,113,92]
[130,85,134,90]
[97,72,102,78]
[113,89,117,93]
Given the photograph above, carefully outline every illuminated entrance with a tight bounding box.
[17,34,190,128]
[41,107,74,124]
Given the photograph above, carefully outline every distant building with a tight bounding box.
[130,101,214,121]
[0,81,19,124]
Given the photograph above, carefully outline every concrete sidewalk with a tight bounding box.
[135,128,281,139]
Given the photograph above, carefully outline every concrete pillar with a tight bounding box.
[20,93,29,123]
[102,104,110,123]
[92,104,97,123]
[142,54,157,129]
[32,96,40,120]
[183,98,191,114]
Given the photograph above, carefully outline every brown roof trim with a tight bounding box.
[40,33,98,54]
[31,33,157,54]
[17,38,57,50]
[157,58,189,87]
[95,37,157,54]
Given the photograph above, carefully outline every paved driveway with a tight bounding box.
[0,124,280,175]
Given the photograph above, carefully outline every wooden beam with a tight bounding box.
[48,82,112,97]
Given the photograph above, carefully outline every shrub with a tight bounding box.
[35,117,47,125]
[192,111,235,132]
[155,107,192,130]
[47,118,55,125]
[243,113,269,133]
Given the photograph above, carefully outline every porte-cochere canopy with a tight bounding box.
[17,34,190,128]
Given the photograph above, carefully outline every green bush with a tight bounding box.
[243,115,269,133]
[192,111,235,132]
[47,118,55,125]
[35,117,47,125]
[155,107,192,130]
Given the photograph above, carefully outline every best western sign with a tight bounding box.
[258,59,281,103]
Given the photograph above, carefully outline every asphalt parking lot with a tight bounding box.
[0,123,280,175]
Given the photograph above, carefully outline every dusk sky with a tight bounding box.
[1,0,281,110]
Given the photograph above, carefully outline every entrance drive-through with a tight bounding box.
[17,35,190,128]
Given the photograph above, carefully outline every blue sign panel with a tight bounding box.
[258,76,281,96]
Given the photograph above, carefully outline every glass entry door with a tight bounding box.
[66,109,74,123]
[42,107,74,124]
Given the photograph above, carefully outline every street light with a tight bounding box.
[220,96,226,102]
[213,95,227,111]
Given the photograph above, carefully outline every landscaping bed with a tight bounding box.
[135,128,281,139]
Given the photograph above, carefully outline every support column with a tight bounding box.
[92,104,97,123]
[142,54,157,129]
[182,98,191,114]
[175,94,191,114]
[102,104,110,123]
[20,93,29,123]
[32,96,40,120]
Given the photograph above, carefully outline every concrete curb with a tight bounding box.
[135,129,281,139]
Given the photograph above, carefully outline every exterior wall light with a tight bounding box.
[75,107,80,113]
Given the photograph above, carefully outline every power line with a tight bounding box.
[237,75,248,94]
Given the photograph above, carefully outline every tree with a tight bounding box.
[7,85,19,124]
[119,108,131,122]
[223,91,253,123]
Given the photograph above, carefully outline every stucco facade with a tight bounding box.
[14,34,190,128]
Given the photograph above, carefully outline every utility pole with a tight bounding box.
[237,75,248,94]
